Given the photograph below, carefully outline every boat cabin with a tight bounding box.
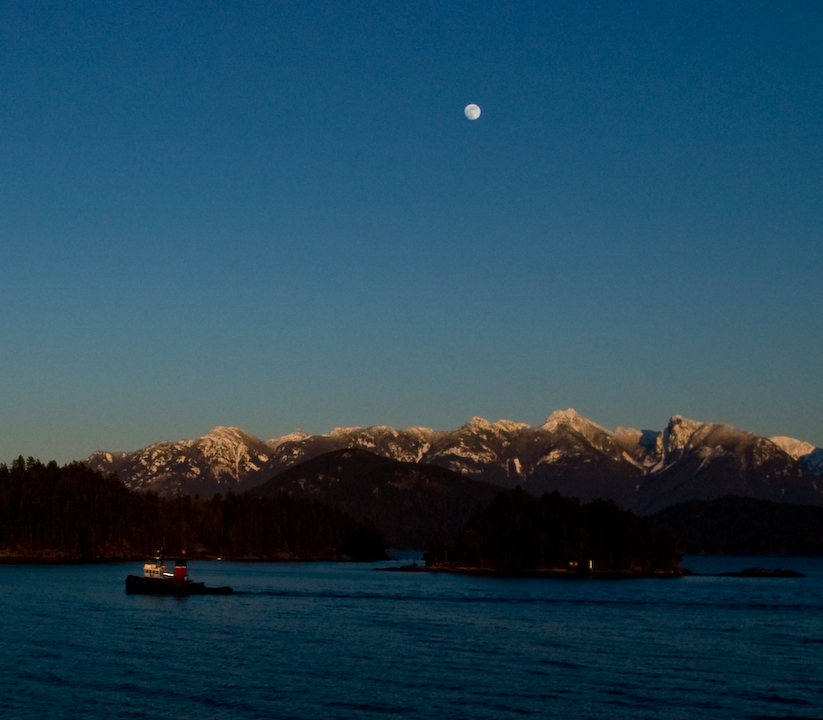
[143,554,171,579]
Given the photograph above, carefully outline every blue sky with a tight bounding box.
[1,0,821,463]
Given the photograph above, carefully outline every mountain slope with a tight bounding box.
[523,410,644,506]
[250,448,499,548]
[84,426,274,496]
[633,416,821,514]
[260,425,441,480]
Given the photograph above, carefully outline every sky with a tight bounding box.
[1,0,821,464]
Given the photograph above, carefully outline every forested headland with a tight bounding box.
[424,487,683,575]
[650,495,823,555]
[0,458,385,561]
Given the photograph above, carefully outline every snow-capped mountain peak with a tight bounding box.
[540,408,607,435]
[770,436,817,460]
[192,426,272,482]
[461,416,494,431]
[266,430,311,448]
[660,415,707,458]
[327,426,362,438]
[771,436,823,475]
[84,426,275,496]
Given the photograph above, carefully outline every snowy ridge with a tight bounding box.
[540,408,608,435]
[192,426,272,483]
[771,436,817,460]
[266,431,311,449]
[84,412,823,512]
[85,426,276,496]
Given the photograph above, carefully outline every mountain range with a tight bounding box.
[85,410,823,516]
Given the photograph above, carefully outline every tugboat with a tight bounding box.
[125,552,233,595]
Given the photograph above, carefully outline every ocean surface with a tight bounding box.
[1,555,821,719]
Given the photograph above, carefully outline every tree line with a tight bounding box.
[425,487,683,574]
[0,458,385,561]
[650,495,823,555]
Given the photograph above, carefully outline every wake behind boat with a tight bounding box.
[125,553,233,595]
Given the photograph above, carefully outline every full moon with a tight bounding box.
[464,103,481,120]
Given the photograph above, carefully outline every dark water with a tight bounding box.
[1,555,822,719]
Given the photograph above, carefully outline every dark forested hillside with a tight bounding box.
[251,448,500,548]
[0,458,384,561]
[649,495,823,555]
[425,487,682,574]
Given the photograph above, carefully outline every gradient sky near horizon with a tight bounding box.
[2,0,821,464]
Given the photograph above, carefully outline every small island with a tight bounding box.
[420,487,684,577]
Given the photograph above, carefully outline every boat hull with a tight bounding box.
[125,574,233,595]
